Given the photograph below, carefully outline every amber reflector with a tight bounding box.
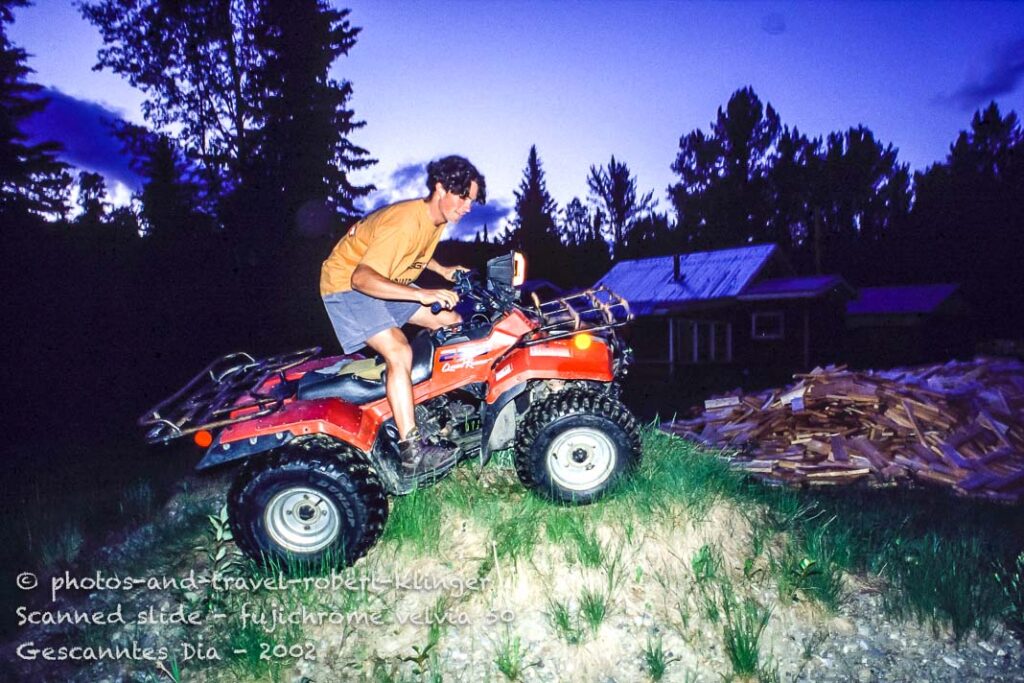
[573,333,593,350]
[194,430,214,448]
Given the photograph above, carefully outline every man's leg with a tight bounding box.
[363,327,415,439]
[407,307,461,330]
[364,324,458,477]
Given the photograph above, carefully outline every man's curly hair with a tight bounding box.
[425,156,486,204]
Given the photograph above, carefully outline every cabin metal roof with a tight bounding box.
[596,244,779,315]
[738,275,854,300]
[846,284,960,316]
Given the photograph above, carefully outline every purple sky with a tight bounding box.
[9,1,1024,238]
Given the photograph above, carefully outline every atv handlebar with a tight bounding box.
[430,269,479,314]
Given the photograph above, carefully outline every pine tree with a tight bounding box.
[80,0,375,238]
[508,145,564,282]
[116,121,205,240]
[669,87,779,249]
[908,102,1024,334]
[0,0,69,217]
[75,171,109,228]
[249,0,374,234]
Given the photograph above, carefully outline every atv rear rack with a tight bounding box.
[523,286,632,345]
[139,347,321,444]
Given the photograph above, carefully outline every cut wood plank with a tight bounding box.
[660,356,1024,503]
[939,443,975,470]
[830,436,849,462]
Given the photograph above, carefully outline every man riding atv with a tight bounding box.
[319,155,485,482]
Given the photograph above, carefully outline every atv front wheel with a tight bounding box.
[515,389,641,504]
[227,440,388,571]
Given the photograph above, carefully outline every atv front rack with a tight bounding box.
[524,286,632,344]
[139,347,321,444]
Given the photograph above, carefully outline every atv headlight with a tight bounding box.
[512,252,526,287]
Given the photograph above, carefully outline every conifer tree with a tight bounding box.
[508,145,564,282]
[0,0,69,217]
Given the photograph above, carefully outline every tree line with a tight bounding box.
[3,1,1023,340]
[498,89,1023,335]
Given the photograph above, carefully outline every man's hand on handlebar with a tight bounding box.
[440,264,470,282]
[419,288,459,313]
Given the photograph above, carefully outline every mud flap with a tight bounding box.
[479,382,529,466]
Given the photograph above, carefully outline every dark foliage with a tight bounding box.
[900,103,1024,335]
[557,197,611,286]
[79,0,374,241]
[504,145,567,285]
[0,0,70,217]
[587,154,656,258]
[670,87,912,278]
[670,87,780,250]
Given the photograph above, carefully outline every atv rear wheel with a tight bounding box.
[227,439,388,571]
[515,389,641,504]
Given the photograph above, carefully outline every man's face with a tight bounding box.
[437,180,479,224]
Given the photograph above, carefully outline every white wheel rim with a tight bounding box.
[546,427,616,492]
[264,486,340,553]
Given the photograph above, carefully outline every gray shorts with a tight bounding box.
[322,289,421,353]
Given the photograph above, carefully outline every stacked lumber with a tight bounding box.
[661,357,1024,503]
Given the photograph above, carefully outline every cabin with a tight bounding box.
[595,244,855,392]
[845,284,969,368]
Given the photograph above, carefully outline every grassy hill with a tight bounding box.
[4,427,1023,682]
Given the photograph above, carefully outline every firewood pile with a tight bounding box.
[661,357,1024,503]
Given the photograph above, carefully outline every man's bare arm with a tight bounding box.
[426,258,467,282]
[352,264,458,309]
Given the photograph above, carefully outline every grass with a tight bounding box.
[11,420,1024,681]
[381,488,444,553]
[492,505,543,566]
[493,627,529,681]
[772,525,848,611]
[579,586,611,633]
[719,584,772,677]
[119,479,156,522]
[997,551,1024,637]
[691,543,724,584]
[631,428,1022,644]
[38,521,85,569]
[545,513,604,567]
[643,635,679,681]
[618,429,741,518]
[547,598,584,645]
[879,532,1004,640]
[785,487,1016,639]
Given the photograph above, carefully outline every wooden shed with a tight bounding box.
[845,284,970,367]
[596,244,854,381]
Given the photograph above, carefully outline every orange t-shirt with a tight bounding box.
[319,199,446,296]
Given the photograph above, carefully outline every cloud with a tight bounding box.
[359,159,512,239]
[21,88,142,189]
[361,161,428,212]
[760,13,786,36]
[446,200,513,241]
[390,162,427,194]
[942,37,1024,110]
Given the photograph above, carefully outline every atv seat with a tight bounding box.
[296,331,436,404]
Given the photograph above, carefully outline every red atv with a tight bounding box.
[140,253,640,569]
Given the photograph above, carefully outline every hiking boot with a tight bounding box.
[398,427,459,480]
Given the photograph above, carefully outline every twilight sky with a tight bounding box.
[9,0,1024,238]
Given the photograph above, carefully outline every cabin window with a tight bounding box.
[674,320,732,363]
[751,312,784,340]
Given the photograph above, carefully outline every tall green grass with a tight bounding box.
[634,424,1022,638]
